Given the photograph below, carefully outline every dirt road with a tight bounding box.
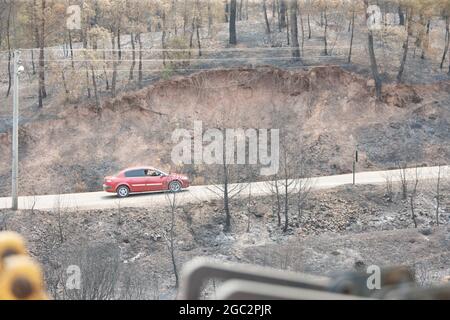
[0,165,447,211]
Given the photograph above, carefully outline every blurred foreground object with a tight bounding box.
[0,231,27,271]
[178,258,450,300]
[0,231,49,300]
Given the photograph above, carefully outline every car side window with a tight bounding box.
[147,170,160,176]
[125,169,146,177]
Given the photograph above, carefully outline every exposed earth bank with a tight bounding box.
[0,66,449,196]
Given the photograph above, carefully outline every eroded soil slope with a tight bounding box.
[0,66,449,196]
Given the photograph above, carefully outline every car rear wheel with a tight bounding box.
[117,185,130,198]
[168,181,182,192]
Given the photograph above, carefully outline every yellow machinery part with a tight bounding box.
[0,255,48,300]
[0,231,28,273]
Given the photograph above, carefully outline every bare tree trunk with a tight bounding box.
[196,18,202,56]
[172,0,178,35]
[225,1,229,23]
[279,0,287,29]
[289,0,300,59]
[283,175,289,233]
[266,179,281,227]
[397,10,412,82]
[38,42,46,103]
[165,192,179,288]
[245,0,248,20]
[170,236,179,287]
[103,50,109,90]
[117,26,122,61]
[398,163,408,200]
[91,65,100,112]
[409,167,419,229]
[238,0,243,20]
[307,13,311,39]
[398,6,405,26]
[368,33,382,100]
[272,0,276,19]
[421,19,430,60]
[410,191,417,228]
[31,49,36,75]
[37,0,47,108]
[61,70,69,101]
[299,9,305,55]
[207,0,212,36]
[323,7,328,55]
[364,0,382,100]
[273,180,281,226]
[296,180,311,223]
[223,163,231,232]
[183,0,188,34]
[129,32,135,80]
[222,128,232,232]
[138,32,143,88]
[56,207,64,244]
[263,0,271,35]
[286,6,290,45]
[5,2,12,97]
[229,0,237,45]
[440,16,449,70]
[111,31,117,97]
[348,10,355,63]
[68,30,74,69]
[435,165,441,226]
[189,17,195,53]
[85,67,91,98]
[162,11,167,66]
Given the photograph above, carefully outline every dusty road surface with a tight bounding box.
[0,166,447,211]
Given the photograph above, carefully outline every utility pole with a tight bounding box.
[11,50,20,210]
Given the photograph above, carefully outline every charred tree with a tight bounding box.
[440,16,449,70]
[229,0,237,44]
[129,32,135,80]
[364,0,382,100]
[397,9,412,82]
[289,0,300,59]
[348,9,355,63]
[263,0,271,35]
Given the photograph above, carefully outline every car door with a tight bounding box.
[125,169,147,193]
[143,169,165,191]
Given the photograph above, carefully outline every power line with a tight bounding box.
[28,64,348,73]
[0,45,364,53]
[11,55,350,63]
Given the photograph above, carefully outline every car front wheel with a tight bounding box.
[168,181,182,192]
[117,185,130,198]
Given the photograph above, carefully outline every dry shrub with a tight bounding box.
[45,242,154,300]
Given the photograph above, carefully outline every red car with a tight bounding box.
[103,167,189,198]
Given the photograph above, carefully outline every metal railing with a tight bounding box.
[178,258,450,300]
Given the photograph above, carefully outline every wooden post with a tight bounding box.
[353,150,358,185]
